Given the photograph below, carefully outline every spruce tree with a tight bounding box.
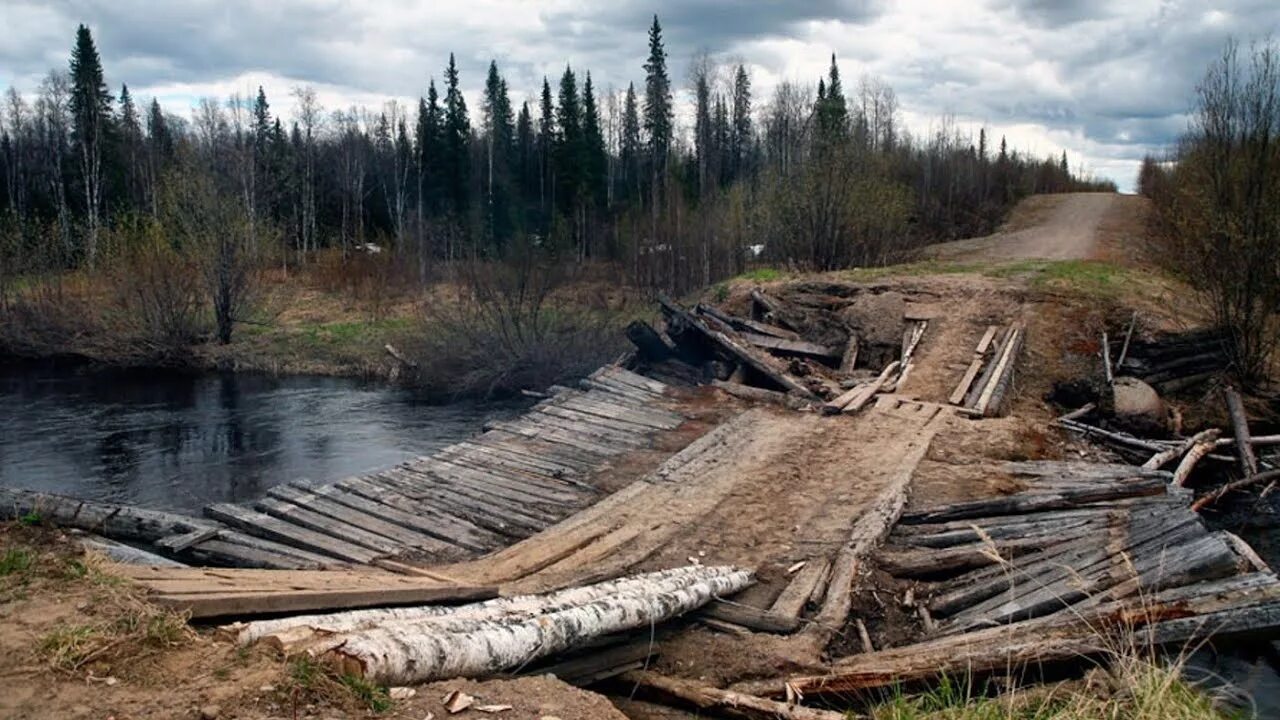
[693,67,712,197]
[516,101,535,213]
[416,81,443,216]
[442,54,470,220]
[555,65,583,219]
[816,53,847,142]
[117,84,142,208]
[621,83,641,200]
[581,72,606,209]
[537,77,555,218]
[482,61,517,247]
[730,65,752,181]
[69,24,112,265]
[642,15,672,177]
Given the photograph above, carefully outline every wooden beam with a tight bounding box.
[1223,386,1259,477]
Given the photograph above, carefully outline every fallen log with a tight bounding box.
[738,332,840,362]
[1191,470,1280,512]
[711,380,813,410]
[900,477,1168,524]
[231,565,747,648]
[620,670,846,720]
[1223,386,1259,478]
[316,567,753,685]
[769,558,832,619]
[0,486,215,545]
[695,303,802,341]
[700,601,801,634]
[749,289,802,331]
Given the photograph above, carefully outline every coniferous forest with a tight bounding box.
[0,19,1113,390]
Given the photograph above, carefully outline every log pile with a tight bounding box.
[637,289,935,415]
[228,565,752,686]
[0,366,695,572]
[1112,326,1230,394]
[728,460,1280,706]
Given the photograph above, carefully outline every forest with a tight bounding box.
[0,18,1112,390]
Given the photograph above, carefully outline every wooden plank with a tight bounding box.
[152,583,498,619]
[312,480,500,552]
[699,601,801,634]
[204,504,381,564]
[597,365,671,395]
[266,485,459,554]
[769,558,832,619]
[738,331,840,361]
[156,527,221,553]
[186,539,322,570]
[694,303,802,341]
[256,497,401,554]
[417,458,589,509]
[203,528,344,566]
[964,325,1012,408]
[377,468,559,529]
[361,473,545,538]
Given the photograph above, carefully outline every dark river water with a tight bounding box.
[0,361,512,515]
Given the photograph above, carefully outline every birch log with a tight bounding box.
[1143,429,1219,470]
[231,565,746,648]
[1223,386,1259,477]
[318,568,753,684]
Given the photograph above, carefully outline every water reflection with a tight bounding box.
[0,362,507,514]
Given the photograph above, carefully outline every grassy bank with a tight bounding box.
[0,254,644,400]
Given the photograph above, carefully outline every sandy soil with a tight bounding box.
[924,192,1120,261]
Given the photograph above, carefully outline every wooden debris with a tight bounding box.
[529,639,656,686]
[1223,386,1259,477]
[974,323,1024,417]
[749,289,802,331]
[1191,470,1280,512]
[695,303,801,341]
[854,618,874,653]
[1143,429,1219,470]
[621,670,846,720]
[839,336,860,374]
[700,601,802,634]
[769,558,832,619]
[626,320,675,362]
[949,326,999,405]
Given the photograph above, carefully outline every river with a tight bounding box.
[0,361,514,515]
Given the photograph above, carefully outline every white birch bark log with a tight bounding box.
[230,565,745,649]
[317,568,752,684]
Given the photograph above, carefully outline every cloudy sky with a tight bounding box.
[3,0,1278,191]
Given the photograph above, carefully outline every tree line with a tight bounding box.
[1,18,1113,297]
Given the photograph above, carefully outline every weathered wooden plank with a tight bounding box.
[255,497,401,554]
[379,467,559,528]
[415,458,589,509]
[900,476,1169,524]
[694,303,802,341]
[204,503,381,564]
[769,558,832,619]
[321,480,502,551]
[186,539,321,570]
[738,331,840,361]
[266,485,458,554]
[524,411,650,448]
[364,472,546,538]
[699,601,801,634]
[597,365,670,395]
[152,583,498,619]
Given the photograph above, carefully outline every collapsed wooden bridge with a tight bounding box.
[0,366,698,573]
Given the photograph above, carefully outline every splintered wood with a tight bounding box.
[949,321,1025,416]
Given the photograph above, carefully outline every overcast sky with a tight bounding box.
[3,0,1278,191]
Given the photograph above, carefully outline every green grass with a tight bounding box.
[341,674,392,713]
[866,662,1241,720]
[737,267,786,282]
[984,259,1131,295]
[0,548,33,576]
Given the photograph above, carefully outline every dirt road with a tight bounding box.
[924,192,1121,261]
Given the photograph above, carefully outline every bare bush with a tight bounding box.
[404,247,630,399]
[110,229,205,360]
[1150,40,1280,384]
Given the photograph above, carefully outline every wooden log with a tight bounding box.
[531,640,655,685]
[76,533,187,567]
[1143,429,1220,470]
[626,320,675,361]
[711,380,813,410]
[749,289,801,331]
[699,601,801,634]
[1102,331,1113,384]
[660,295,816,399]
[1191,470,1280,512]
[1172,436,1221,487]
[1224,386,1259,477]
[738,332,840,362]
[821,382,869,415]
[900,477,1168,524]
[620,670,846,720]
[0,486,214,545]
[316,568,753,684]
[839,335,859,374]
[769,558,832,619]
[1056,419,1166,453]
[1115,311,1137,371]
[695,303,802,341]
[736,575,1280,699]
[232,565,748,647]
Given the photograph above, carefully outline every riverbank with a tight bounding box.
[0,256,643,400]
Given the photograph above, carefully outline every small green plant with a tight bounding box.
[18,511,41,526]
[711,282,730,302]
[341,674,392,713]
[289,656,325,690]
[0,548,33,576]
[38,624,101,670]
[739,267,784,282]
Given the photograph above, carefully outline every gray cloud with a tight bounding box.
[3,0,1279,190]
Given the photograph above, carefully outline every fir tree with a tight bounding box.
[537,77,555,218]
[693,66,712,197]
[416,81,443,216]
[555,65,583,218]
[816,53,847,142]
[117,84,143,207]
[515,101,535,209]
